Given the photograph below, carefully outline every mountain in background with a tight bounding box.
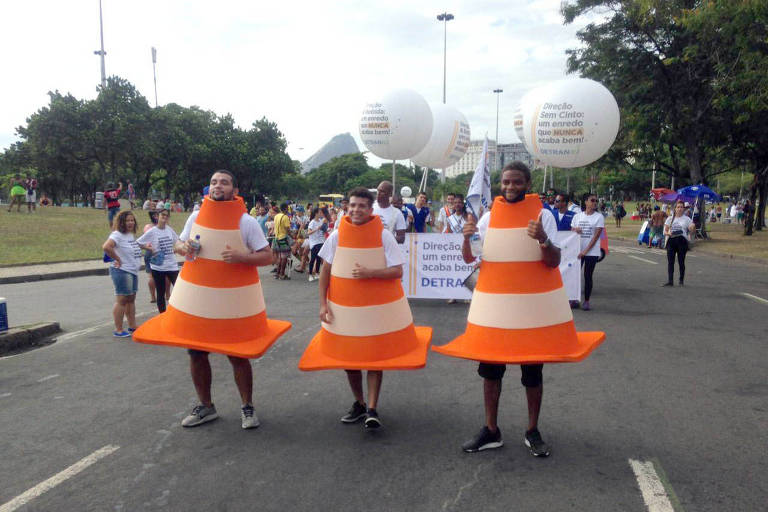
[301,133,360,174]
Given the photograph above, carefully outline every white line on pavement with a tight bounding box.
[628,255,659,265]
[628,459,675,512]
[740,292,768,305]
[36,374,59,383]
[0,445,120,512]
[0,393,11,398]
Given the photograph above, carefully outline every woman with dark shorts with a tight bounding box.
[137,209,180,313]
[102,211,142,337]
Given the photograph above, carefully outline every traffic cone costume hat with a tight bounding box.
[133,196,291,358]
[299,214,432,371]
[433,194,604,364]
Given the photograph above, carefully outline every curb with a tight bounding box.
[0,322,61,356]
[608,236,767,266]
[0,268,108,285]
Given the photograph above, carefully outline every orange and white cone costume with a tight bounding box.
[299,215,432,370]
[433,194,605,364]
[133,196,291,358]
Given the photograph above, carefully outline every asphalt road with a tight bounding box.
[1,241,766,511]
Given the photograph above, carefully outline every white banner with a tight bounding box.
[400,232,580,301]
[554,231,581,301]
[400,233,473,299]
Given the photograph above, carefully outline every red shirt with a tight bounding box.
[104,189,120,209]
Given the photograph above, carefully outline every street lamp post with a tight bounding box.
[493,89,503,171]
[151,47,158,107]
[94,0,107,88]
[436,12,454,104]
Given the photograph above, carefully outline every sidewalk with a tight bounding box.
[0,260,109,284]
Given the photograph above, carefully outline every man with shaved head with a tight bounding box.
[373,181,406,244]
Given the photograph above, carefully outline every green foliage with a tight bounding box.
[4,76,296,206]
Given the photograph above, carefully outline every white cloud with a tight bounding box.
[0,0,596,168]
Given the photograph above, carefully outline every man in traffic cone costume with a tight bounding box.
[432,161,605,456]
[298,187,431,430]
[133,170,291,430]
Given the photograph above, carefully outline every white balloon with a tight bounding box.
[359,89,433,160]
[519,78,620,168]
[411,104,471,169]
[400,186,412,198]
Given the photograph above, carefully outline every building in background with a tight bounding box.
[445,139,497,178]
[497,143,534,170]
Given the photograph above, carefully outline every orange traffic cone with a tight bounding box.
[432,194,604,364]
[133,196,291,358]
[299,215,432,371]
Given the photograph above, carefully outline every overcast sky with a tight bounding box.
[0,0,595,166]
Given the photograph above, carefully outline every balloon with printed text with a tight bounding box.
[358,89,433,160]
[411,103,471,170]
[517,78,620,168]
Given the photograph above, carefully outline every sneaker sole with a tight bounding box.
[463,440,504,453]
[340,414,366,424]
[524,438,550,457]
[364,419,382,430]
[181,413,219,428]
[241,419,260,429]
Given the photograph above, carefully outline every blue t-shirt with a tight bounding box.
[552,209,575,231]
[405,204,430,233]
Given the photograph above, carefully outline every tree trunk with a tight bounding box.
[755,175,766,231]
[685,135,704,185]
[744,179,758,236]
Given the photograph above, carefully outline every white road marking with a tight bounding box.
[0,445,120,512]
[628,459,675,512]
[628,255,659,265]
[0,393,11,398]
[740,292,768,305]
[37,374,59,383]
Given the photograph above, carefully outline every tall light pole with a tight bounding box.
[436,12,454,104]
[493,89,503,171]
[151,47,158,107]
[94,0,107,88]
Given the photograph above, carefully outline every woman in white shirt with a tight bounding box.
[571,193,604,310]
[102,211,143,337]
[137,209,180,313]
[306,207,329,281]
[663,200,696,286]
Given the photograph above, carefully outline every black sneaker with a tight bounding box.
[340,401,367,423]
[462,426,503,452]
[524,428,550,457]
[364,409,382,430]
[679,280,684,287]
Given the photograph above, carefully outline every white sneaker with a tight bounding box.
[241,404,260,429]
[181,404,218,427]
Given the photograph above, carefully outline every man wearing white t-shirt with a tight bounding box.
[372,180,406,244]
[318,187,404,430]
[173,170,273,431]
[436,192,455,232]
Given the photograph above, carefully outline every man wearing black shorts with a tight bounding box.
[459,162,560,457]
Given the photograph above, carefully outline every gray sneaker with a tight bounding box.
[181,404,218,427]
[241,404,260,429]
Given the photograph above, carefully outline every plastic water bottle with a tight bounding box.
[470,233,483,257]
[186,235,201,262]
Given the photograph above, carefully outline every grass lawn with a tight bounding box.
[1,201,766,265]
[605,201,768,261]
[0,206,192,265]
